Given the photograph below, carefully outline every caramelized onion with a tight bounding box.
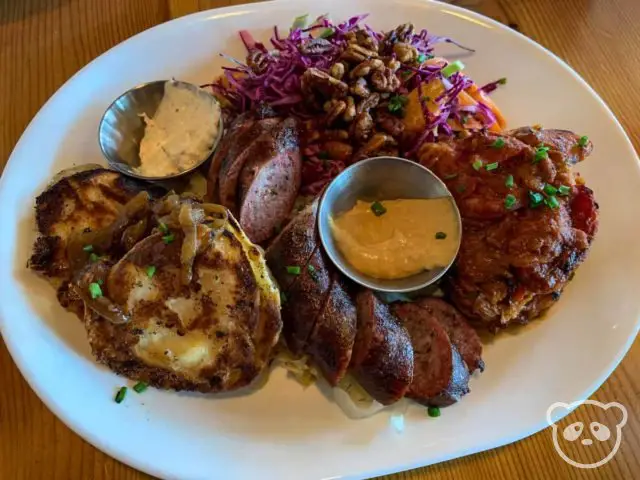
[178,203,200,285]
[122,218,148,251]
[202,203,228,230]
[73,261,130,325]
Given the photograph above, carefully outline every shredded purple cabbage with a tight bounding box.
[209,14,503,154]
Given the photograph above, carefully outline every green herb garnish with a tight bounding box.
[89,253,100,263]
[460,115,468,125]
[533,145,550,164]
[435,232,447,240]
[485,162,499,171]
[472,159,483,171]
[529,191,544,207]
[578,135,589,148]
[545,195,560,209]
[443,173,458,180]
[114,386,127,404]
[371,201,387,216]
[158,222,169,234]
[133,382,148,394]
[504,194,516,209]
[427,406,441,418]
[388,95,408,113]
[286,265,301,275]
[441,60,465,78]
[89,282,102,299]
[543,184,558,196]
[558,185,571,196]
[83,245,93,252]
[280,291,287,305]
[421,95,432,102]
[417,53,427,63]
[498,77,507,85]
[505,174,514,188]
[491,138,505,149]
[162,233,175,244]
[146,266,156,278]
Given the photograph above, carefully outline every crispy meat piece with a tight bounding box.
[419,128,599,331]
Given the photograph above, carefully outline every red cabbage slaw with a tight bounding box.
[207,14,504,192]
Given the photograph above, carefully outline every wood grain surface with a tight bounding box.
[1,0,639,478]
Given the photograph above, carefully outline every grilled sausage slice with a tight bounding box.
[392,302,469,407]
[305,273,357,386]
[352,290,414,405]
[238,117,302,243]
[411,298,484,373]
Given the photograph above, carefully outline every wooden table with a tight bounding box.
[1,1,639,478]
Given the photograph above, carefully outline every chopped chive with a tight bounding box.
[114,386,127,404]
[280,291,287,305]
[162,233,175,244]
[472,159,483,171]
[578,135,589,148]
[443,173,458,180]
[286,265,301,275]
[504,194,516,209]
[89,253,100,263]
[485,162,499,171]
[545,195,560,209]
[427,406,441,418]
[371,201,387,217]
[83,245,94,252]
[533,145,550,164]
[421,95,432,102]
[307,264,316,274]
[435,232,447,240]
[97,279,104,286]
[317,150,330,160]
[498,77,507,85]
[318,28,334,38]
[158,222,169,234]
[505,174,514,188]
[133,382,148,394]
[441,60,465,78]
[388,95,408,113]
[543,184,558,196]
[491,138,505,149]
[460,115,468,125]
[529,191,544,207]
[146,265,156,278]
[558,185,571,196]
[89,282,102,299]
[417,53,427,63]
[401,70,412,79]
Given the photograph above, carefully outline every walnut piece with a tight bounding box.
[301,68,349,103]
[350,58,385,79]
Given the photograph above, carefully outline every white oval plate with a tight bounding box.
[1,1,639,479]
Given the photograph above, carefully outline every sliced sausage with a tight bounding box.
[305,272,357,386]
[207,112,255,202]
[392,302,470,407]
[238,118,302,243]
[352,290,414,405]
[280,246,332,355]
[265,199,318,293]
[412,298,484,373]
[218,118,281,213]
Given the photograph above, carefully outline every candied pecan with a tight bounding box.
[325,99,347,125]
[356,92,380,114]
[246,50,269,74]
[382,23,415,52]
[329,63,346,80]
[322,129,350,141]
[350,58,385,79]
[371,69,401,93]
[386,57,401,72]
[299,38,334,56]
[353,133,397,160]
[345,28,379,50]
[323,141,353,161]
[341,44,379,63]
[343,96,356,122]
[353,111,374,143]
[393,42,418,63]
[350,77,371,98]
[301,68,348,102]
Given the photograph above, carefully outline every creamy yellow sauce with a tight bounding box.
[330,198,459,280]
